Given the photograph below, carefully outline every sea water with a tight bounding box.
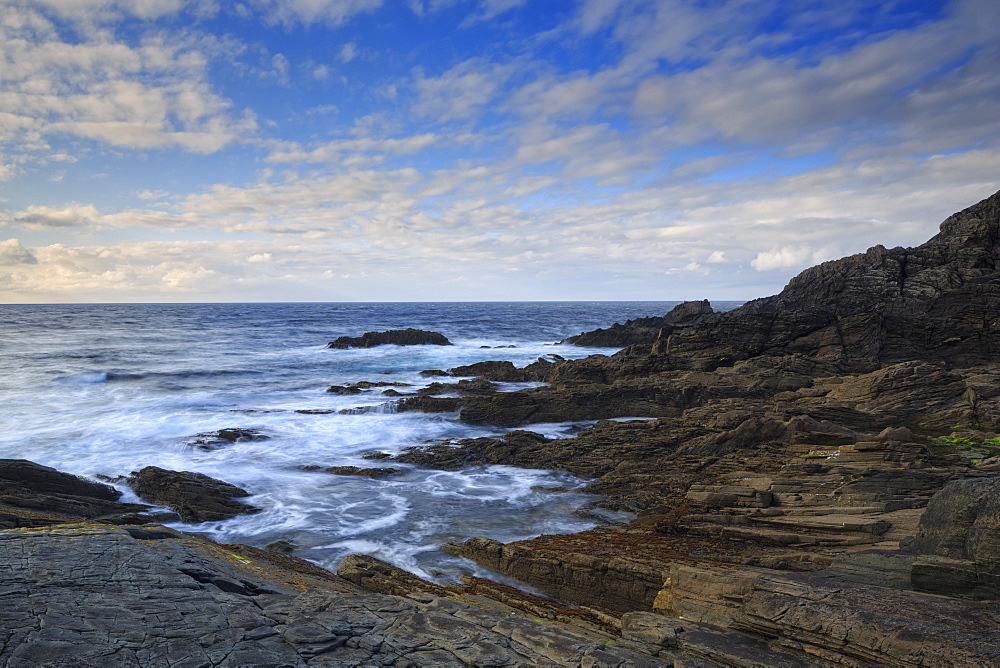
[0,302,737,580]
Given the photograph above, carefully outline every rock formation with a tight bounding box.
[327,328,452,348]
[126,466,262,522]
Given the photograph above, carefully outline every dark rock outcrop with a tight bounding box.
[324,465,398,478]
[448,360,529,381]
[0,459,151,528]
[650,190,1000,372]
[126,467,262,523]
[563,300,715,347]
[327,328,452,349]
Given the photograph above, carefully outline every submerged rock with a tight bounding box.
[126,466,262,523]
[324,465,399,478]
[186,427,269,451]
[327,328,452,349]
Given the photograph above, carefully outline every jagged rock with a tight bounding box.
[649,190,1000,372]
[327,328,452,349]
[126,466,262,523]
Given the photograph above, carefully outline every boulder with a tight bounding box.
[126,467,262,523]
[327,328,452,349]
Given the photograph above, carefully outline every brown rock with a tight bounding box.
[126,466,261,523]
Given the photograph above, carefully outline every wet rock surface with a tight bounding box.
[327,328,452,349]
[186,427,269,451]
[126,466,263,523]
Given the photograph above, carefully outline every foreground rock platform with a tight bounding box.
[0,521,666,666]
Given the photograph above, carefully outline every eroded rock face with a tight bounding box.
[126,466,262,523]
[327,328,452,349]
[910,476,1000,598]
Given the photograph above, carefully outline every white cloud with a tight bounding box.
[5,204,102,229]
[0,238,37,265]
[247,0,383,27]
[0,3,255,158]
[412,60,513,122]
[338,42,357,63]
[751,245,819,271]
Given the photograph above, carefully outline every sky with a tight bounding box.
[0,0,998,303]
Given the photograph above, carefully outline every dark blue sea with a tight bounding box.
[0,301,739,579]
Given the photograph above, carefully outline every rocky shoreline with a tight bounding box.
[5,190,1000,665]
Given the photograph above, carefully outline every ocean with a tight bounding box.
[0,301,739,580]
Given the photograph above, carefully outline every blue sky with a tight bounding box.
[0,0,997,302]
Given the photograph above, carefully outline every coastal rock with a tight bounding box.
[0,522,666,666]
[325,385,362,395]
[910,476,1000,598]
[448,360,529,381]
[657,564,1000,666]
[443,536,669,613]
[0,459,150,527]
[417,377,498,396]
[563,300,715,347]
[186,427,269,451]
[648,190,1000,372]
[327,328,452,349]
[126,466,262,523]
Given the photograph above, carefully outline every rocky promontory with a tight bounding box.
[7,190,1000,665]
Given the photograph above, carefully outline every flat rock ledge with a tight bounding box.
[0,522,665,667]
